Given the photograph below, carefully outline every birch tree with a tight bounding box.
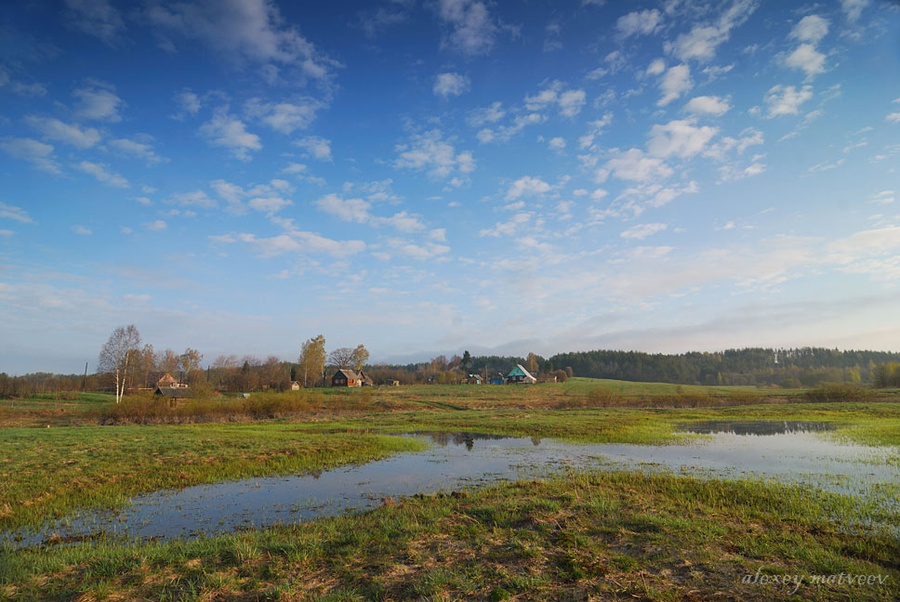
[298,335,326,387]
[98,324,142,403]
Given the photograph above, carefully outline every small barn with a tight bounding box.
[331,369,373,387]
[290,381,301,391]
[506,364,537,385]
[155,385,195,406]
[466,374,483,385]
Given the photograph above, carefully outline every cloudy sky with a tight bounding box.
[1,0,899,374]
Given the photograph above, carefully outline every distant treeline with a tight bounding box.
[547,348,900,387]
[5,347,900,398]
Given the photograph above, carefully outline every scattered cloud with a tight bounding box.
[840,0,869,22]
[658,64,692,106]
[0,202,35,224]
[73,81,123,122]
[435,0,499,56]
[25,115,102,149]
[108,137,166,164]
[0,137,61,173]
[621,222,668,240]
[145,219,167,231]
[505,176,552,201]
[64,0,125,45]
[71,225,93,235]
[433,72,470,98]
[245,97,324,134]
[647,119,718,159]
[886,113,900,124]
[142,0,339,83]
[685,95,731,116]
[790,15,829,44]
[294,136,332,161]
[617,9,662,38]
[764,84,813,117]
[77,161,129,188]
[199,107,262,160]
[665,0,758,63]
[606,149,673,182]
[172,89,201,120]
[394,129,475,180]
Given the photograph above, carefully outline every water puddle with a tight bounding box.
[4,424,898,548]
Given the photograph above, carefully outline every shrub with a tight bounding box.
[803,383,870,403]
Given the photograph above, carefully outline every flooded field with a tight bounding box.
[5,422,898,547]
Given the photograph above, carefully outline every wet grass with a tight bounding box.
[2,470,896,601]
[0,424,425,532]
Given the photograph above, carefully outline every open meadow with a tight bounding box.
[1,379,899,600]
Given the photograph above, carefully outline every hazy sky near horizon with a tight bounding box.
[1,0,899,374]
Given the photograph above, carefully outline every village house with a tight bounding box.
[330,368,373,387]
[506,364,537,385]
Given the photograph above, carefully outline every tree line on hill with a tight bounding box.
[547,347,900,387]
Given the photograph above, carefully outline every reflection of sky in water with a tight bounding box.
[5,424,898,548]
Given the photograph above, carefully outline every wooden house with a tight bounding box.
[330,369,373,387]
[466,374,483,385]
[506,364,537,385]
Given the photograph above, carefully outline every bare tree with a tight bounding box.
[98,325,142,403]
[329,347,355,369]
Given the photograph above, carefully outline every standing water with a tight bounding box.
[3,423,898,547]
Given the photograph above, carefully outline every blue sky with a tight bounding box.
[1,0,899,374]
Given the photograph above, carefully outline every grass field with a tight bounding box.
[1,381,898,600]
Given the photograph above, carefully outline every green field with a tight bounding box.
[1,382,898,600]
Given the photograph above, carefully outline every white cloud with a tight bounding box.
[479,212,531,237]
[840,0,869,22]
[77,161,129,188]
[685,95,731,116]
[0,138,61,173]
[646,58,666,77]
[295,136,332,161]
[173,89,201,120]
[108,137,165,164]
[436,0,498,56]
[245,97,323,134]
[764,85,813,117]
[558,89,587,117]
[433,72,470,98]
[791,15,829,44]
[316,193,371,223]
[64,0,125,45]
[870,190,895,205]
[11,82,48,97]
[658,64,692,106]
[73,81,123,122]
[143,0,338,82]
[547,137,566,151]
[71,225,93,235]
[394,129,475,179]
[666,0,758,62]
[25,116,102,149]
[173,190,216,209]
[606,149,673,182]
[784,44,826,80]
[505,176,552,201]
[199,107,261,160]
[886,113,900,124]
[524,83,586,117]
[145,219,167,231]
[233,230,365,258]
[647,119,718,159]
[621,223,668,240]
[0,202,35,224]
[248,196,292,214]
[617,9,662,38]
[385,239,450,260]
[375,211,426,233]
[0,229,13,236]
